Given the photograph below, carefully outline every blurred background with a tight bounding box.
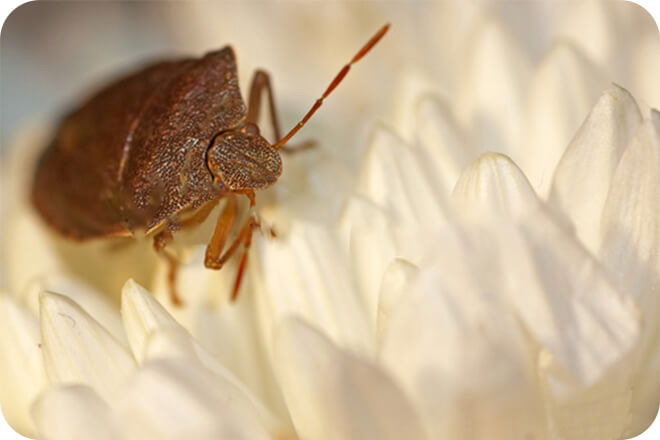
[3,1,659,157]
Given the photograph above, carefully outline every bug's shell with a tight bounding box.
[32,47,246,240]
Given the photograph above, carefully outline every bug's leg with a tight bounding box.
[153,229,182,306]
[247,70,282,140]
[246,70,316,153]
[209,215,259,301]
[204,205,259,301]
[229,217,258,301]
[204,195,238,270]
[178,199,220,230]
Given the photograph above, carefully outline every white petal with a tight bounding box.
[275,318,428,440]
[345,226,400,337]
[116,358,277,440]
[550,85,642,253]
[556,0,619,68]
[149,253,290,420]
[452,152,539,218]
[376,259,418,347]
[143,328,283,432]
[627,337,660,437]
[356,125,448,226]
[516,207,640,388]
[458,14,531,157]
[26,274,128,344]
[123,279,284,428]
[599,112,660,320]
[393,69,449,139]
[379,223,546,440]
[415,94,473,194]
[599,111,660,435]
[539,355,635,440]
[32,385,120,440]
[0,294,46,437]
[39,293,135,403]
[121,278,180,363]
[523,41,607,196]
[252,220,372,354]
[338,195,390,247]
[512,207,641,438]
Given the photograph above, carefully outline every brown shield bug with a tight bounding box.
[31,24,390,305]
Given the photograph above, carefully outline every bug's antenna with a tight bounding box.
[272,23,390,150]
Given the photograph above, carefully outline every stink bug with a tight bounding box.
[31,24,390,305]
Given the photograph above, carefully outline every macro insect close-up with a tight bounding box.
[1,2,660,440]
[30,22,389,305]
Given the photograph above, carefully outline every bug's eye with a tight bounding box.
[242,123,260,136]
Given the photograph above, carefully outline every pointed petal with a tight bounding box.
[26,275,128,344]
[121,279,180,363]
[556,0,619,68]
[150,253,290,421]
[599,111,660,434]
[393,69,448,139]
[599,112,660,320]
[275,318,428,440]
[39,293,135,403]
[338,195,390,246]
[516,206,640,389]
[144,328,284,433]
[458,14,531,157]
[116,358,277,440]
[379,223,546,440]
[356,125,448,226]
[0,294,46,437]
[522,41,607,196]
[550,85,642,253]
[122,279,284,431]
[415,95,473,193]
[252,221,372,354]
[452,152,539,218]
[514,207,641,438]
[32,385,120,440]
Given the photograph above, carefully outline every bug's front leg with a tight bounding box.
[153,228,182,306]
[247,70,315,153]
[204,193,260,301]
[204,194,238,270]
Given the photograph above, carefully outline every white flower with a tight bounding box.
[1,1,660,440]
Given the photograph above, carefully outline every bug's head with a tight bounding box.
[207,123,282,192]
